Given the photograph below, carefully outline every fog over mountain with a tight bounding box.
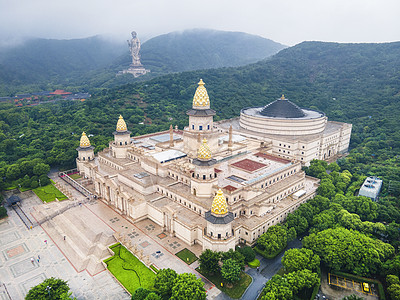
[0,0,398,47]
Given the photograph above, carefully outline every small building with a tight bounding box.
[359,176,383,201]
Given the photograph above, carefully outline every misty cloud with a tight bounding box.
[0,0,398,47]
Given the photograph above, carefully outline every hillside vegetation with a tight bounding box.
[0,41,399,191]
[0,29,285,94]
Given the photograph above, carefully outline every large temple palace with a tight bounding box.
[75,80,351,251]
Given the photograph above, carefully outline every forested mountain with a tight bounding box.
[0,41,399,190]
[0,29,285,95]
[139,29,286,73]
[0,36,125,88]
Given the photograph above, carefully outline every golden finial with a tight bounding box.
[192,79,210,108]
[211,189,228,215]
[116,115,128,132]
[280,94,285,100]
[197,138,212,160]
[80,132,91,148]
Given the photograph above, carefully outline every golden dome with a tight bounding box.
[211,189,228,215]
[192,79,210,108]
[197,138,212,160]
[116,115,127,132]
[80,132,91,148]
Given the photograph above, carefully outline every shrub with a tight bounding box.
[248,259,260,268]
[0,206,7,219]
[237,246,255,263]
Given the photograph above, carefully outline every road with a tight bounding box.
[214,238,302,300]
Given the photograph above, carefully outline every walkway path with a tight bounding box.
[0,191,129,300]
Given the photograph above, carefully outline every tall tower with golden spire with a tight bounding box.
[110,115,132,158]
[76,132,95,175]
[184,79,218,156]
[190,138,218,198]
[203,189,235,251]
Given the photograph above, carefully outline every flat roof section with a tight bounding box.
[151,149,187,163]
[150,133,181,143]
[254,152,291,164]
[231,159,267,173]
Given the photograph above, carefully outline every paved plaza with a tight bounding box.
[0,195,129,300]
[0,176,221,299]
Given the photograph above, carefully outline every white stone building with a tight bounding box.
[216,95,352,166]
[75,80,343,252]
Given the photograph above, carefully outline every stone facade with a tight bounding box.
[75,81,337,252]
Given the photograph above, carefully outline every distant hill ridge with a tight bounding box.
[0,29,286,94]
[140,29,286,73]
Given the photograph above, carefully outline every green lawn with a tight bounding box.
[175,248,198,265]
[104,244,156,294]
[197,267,252,299]
[33,184,68,203]
[68,173,82,180]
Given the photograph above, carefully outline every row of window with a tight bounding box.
[245,199,308,241]
[191,124,210,130]
[157,187,202,215]
[168,171,189,184]
[257,169,297,190]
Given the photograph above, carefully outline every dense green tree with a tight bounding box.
[303,227,395,276]
[6,164,21,181]
[33,163,50,176]
[25,277,73,300]
[317,178,336,199]
[199,249,220,275]
[285,269,320,295]
[154,268,177,298]
[170,273,206,300]
[287,227,297,242]
[388,284,400,300]
[282,248,320,273]
[131,287,151,300]
[286,213,308,235]
[221,249,245,269]
[257,225,288,255]
[237,245,255,263]
[221,258,241,284]
[386,275,400,286]
[144,293,161,300]
[0,206,7,218]
[39,175,51,186]
[383,255,400,276]
[261,274,293,300]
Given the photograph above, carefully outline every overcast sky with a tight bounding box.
[0,0,398,47]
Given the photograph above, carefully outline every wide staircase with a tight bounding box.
[39,204,116,275]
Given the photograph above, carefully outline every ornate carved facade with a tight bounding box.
[75,80,342,251]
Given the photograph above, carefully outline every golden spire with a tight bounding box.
[116,115,127,132]
[197,138,212,160]
[211,189,228,215]
[192,79,210,109]
[280,94,285,100]
[80,132,91,148]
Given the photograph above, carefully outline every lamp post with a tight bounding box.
[39,179,41,187]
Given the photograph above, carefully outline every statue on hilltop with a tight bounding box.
[127,31,141,66]
[118,30,149,77]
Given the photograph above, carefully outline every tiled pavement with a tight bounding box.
[4,173,222,299]
[0,192,129,300]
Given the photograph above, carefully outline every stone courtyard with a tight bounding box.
[0,175,220,299]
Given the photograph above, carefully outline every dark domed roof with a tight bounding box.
[260,96,305,118]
